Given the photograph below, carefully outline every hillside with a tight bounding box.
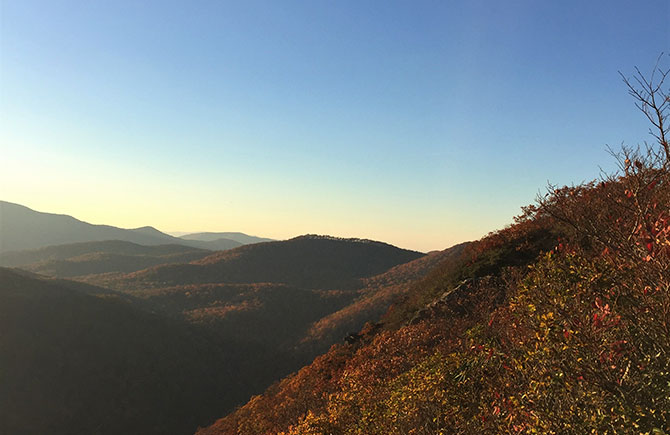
[134,282,353,349]
[197,151,670,434]
[299,242,469,354]
[0,201,243,253]
[186,237,244,251]
[85,245,457,359]
[0,240,213,277]
[92,235,424,291]
[72,236,429,387]
[0,268,269,435]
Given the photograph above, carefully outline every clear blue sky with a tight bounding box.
[1,1,669,251]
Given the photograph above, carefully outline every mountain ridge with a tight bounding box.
[93,235,424,291]
[0,201,261,253]
[179,232,273,245]
[0,240,215,278]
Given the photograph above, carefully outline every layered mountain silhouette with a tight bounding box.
[0,240,212,277]
[179,232,273,245]
[79,235,426,367]
[1,214,433,435]
[92,235,424,291]
[0,201,249,253]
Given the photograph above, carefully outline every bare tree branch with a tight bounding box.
[619,54,670,164]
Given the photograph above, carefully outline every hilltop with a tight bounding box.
[92,235,424,291]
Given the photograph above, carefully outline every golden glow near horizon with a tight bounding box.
[0,193,488,253]
[1,131,513,252]
[2,141,498,252]
[2,1,665,254]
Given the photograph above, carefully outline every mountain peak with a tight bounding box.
[131,226,166,236]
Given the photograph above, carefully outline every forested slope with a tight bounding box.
[198,146,670,434]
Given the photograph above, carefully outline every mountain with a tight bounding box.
[0,234,431,434]
[180,232,273,245]
[89,235,425,291]
[132,282,354,349]
[0,240,213,277]
[79,235,425,357]
[131,225,173,238]
[298,242,469,354]
[193,238,244,251]
[104,244,453,353]
[0,201,242,253]
[71,235,429,405]
[0,267,270,435]
[197,161,670,434]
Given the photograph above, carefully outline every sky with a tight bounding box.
[1,1,669,252]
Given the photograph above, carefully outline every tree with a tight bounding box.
[620,54,670,164]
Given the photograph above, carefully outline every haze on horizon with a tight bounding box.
[1,0,668,252]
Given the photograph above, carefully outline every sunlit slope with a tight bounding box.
[299,242,469,354]
[198,161,670,434]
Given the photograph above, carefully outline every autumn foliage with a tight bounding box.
[198,62,670,435]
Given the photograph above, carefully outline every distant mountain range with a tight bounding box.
[0,200,441,435]
[0,201,268,253]
[0,240,213,278]
[179,232,273,245]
